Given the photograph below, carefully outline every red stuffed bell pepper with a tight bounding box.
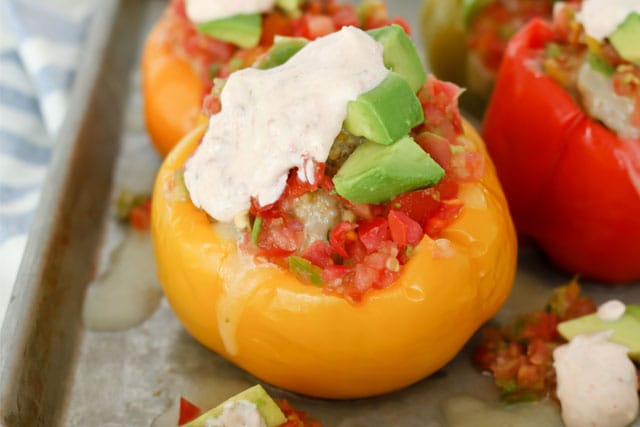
[482,3,640,284]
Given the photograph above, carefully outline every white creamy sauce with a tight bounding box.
[186,0,275,23]
[577,62,640,139]
[597,299,627,321]
[184,27,389,223]
[83,229,163,331]
[577,0,640,41]
[553,331,639,427]
[204,400,266,427]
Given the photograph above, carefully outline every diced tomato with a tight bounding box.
[390,17,411,34]
[276,399,323,427]
[357,218,389,253]
[202,92,221,116]
[321,264,351,284]
[414,131,452,170]
[129,199,151,231]
[518,311,560,342]
[516,363,545,390]
[328,4,359,29]
[329,221,357,258]
[284,163,326,199]
[352,264,381,296]
[417,76,463,142]
[302,241,335,268]
[261,11,294,45]
[296,14,336,39]
[256,216,303,257]
[390,188,441,226]
[433,175,459,200]
[177,397,201,425]
[424,199,463,237]
[547,279,596,320]
[388,210,423,246]
[527,338,552,366]
[304,0,323,15]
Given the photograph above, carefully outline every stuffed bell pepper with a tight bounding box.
[420,0,564,115]
[482,0,640,283]
[142,0,408,155]
[152,25,517,399]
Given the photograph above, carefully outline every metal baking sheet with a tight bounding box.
[1,0,638,426]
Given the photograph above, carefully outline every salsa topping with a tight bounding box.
[473,280,640,403]
[466,0,557,73]
[115,190,152,231]
[183,26,479,301]
[163,0,409,95]
[541,1,640,137]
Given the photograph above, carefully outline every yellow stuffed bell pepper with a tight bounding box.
[152,124,516,399]
[151,27,516,399]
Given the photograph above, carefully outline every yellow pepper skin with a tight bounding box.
[151,120,517,399]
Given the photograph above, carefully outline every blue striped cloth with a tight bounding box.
[0,0,93,323]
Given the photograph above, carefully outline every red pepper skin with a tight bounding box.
[482,19,640,284]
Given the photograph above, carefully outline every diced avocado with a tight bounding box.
[367,25,427,92]
[276,0,304,15]
[343,72,424,145]
[333,135,445,204]
[196,14,262,49]
[257,36,308,69]
[558,304,640,361]
[183,385,287,427]
[609,12,640,66]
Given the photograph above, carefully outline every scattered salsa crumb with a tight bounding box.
[473,279,597,402]
[116,190,152,231]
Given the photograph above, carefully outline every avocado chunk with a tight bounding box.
[609,12,640,66]
[276,0,304,15]
[182,385,287,427]
[333,135,445,204]
[344,72,424,145]
[367,24,427,92]
[196,13,262,49]
[257,36,308,69]
[558,304,640,361]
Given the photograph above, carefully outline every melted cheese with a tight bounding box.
[184,27,388,223]
[83,230,162,331]
[216,250,262,356]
